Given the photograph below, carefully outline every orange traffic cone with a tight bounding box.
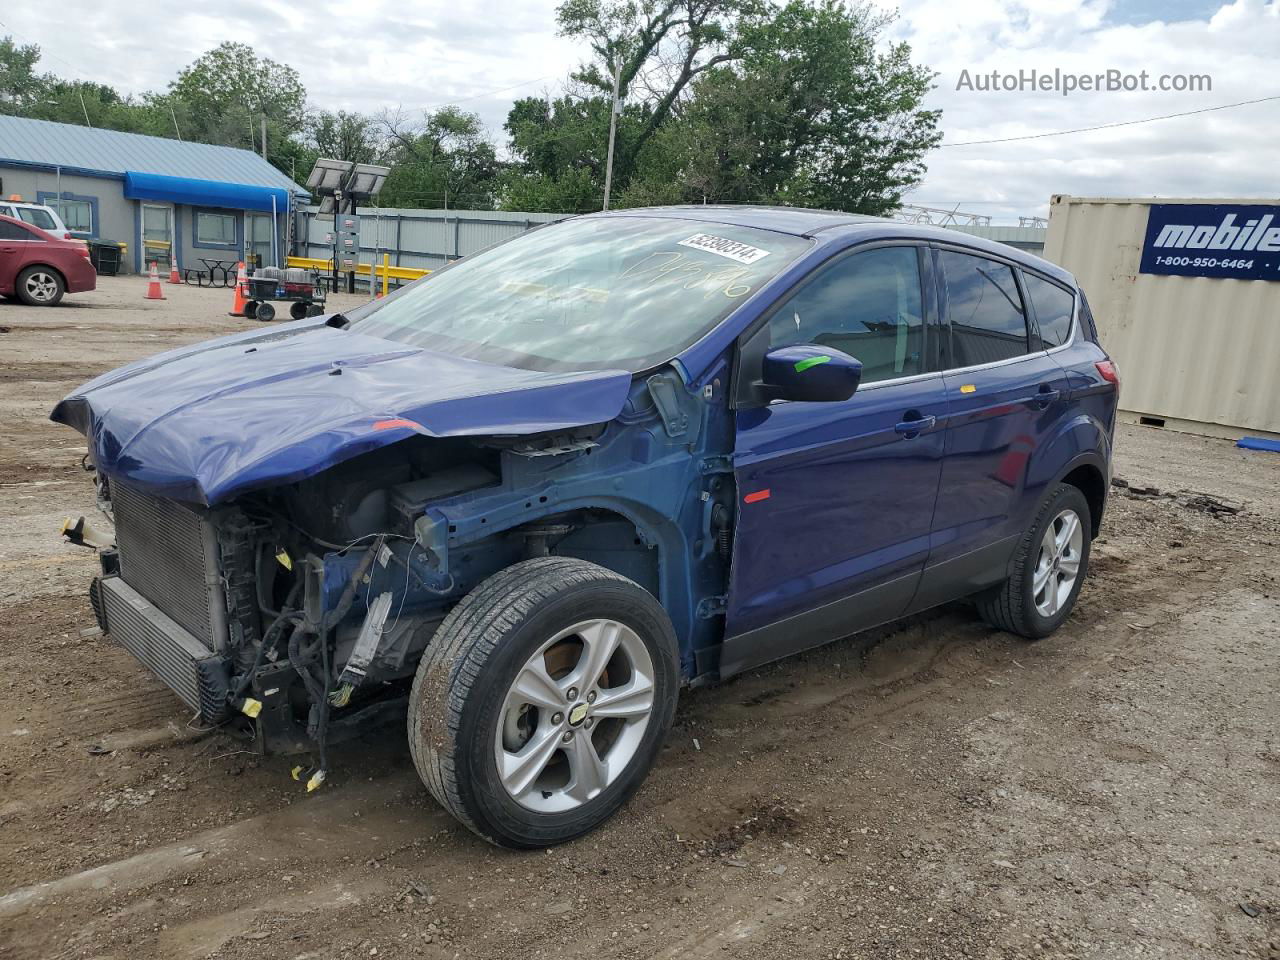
[144,261,165,300]
[167,258,182,284]
[228,262,248,317]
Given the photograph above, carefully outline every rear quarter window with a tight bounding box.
[17,208,57,231]
[1024,273,1076,348]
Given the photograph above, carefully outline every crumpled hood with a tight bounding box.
[51,319,632,505]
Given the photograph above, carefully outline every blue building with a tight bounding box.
[0,115,309,273]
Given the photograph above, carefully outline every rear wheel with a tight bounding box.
[290,301,309,320]
[16,266,65,306]
[976,483,1091,639]
[408,557,679,848]
[254,301,276,322]
[242,299,259,318]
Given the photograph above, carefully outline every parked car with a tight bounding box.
[52,207,1118,847]
[0,199,74,239]
[0,213,96,305]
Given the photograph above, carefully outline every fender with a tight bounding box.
[1020,410,1112,531]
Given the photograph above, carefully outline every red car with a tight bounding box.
[0,213,96,306]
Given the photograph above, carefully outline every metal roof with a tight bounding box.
[0,115,306,195]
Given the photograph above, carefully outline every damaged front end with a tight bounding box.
[73,362,733,776]
[82,434,510,757]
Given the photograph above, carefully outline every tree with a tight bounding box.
[167,42,307,156]
[503,0,763,208]
[623,1,941,214]
[0,36,45,115]
[378,106,501,208]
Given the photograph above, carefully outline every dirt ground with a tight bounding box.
[0,276,1276,960]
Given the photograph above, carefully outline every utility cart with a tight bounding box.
[243,266,327,322]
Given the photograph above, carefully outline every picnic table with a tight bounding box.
[184,258,239,288]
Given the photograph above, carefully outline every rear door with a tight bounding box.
[909,246,1072,610]
[722,242,947,674]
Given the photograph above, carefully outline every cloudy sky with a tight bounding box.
[3,0,1277,222]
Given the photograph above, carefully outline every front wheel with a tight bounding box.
[408,558,679,848]
[976,482,1092,639]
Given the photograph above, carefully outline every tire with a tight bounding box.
[976,482,1092,639]
[242,300,259,318]
[290,301,309,321]
[16,266,65,306]
[255,301,276,322]
[408,557,679,848]
[306,304,324,318]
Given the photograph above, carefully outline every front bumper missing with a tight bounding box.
[98,575,231,723]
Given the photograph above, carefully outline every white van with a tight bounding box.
[0,200,73,239]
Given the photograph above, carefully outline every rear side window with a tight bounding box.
[768,245,926,384]
[1024,273,1075,348]
[1078,289,1099,342]
[0,220,35,241]
[939,251,1028,367]
[16,207,57,231]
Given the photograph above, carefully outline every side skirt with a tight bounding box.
[716,571,920,680]
[904,534,1019,616]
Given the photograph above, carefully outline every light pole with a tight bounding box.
[602,60,622,211]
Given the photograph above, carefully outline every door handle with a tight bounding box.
[894,413,936,438]
[1030,384,1061,409]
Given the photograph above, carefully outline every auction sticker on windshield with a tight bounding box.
[678,233,771,264]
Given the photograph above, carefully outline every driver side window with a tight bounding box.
[768,246,925,385]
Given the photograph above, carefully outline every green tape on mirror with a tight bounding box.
[793,355,832,373]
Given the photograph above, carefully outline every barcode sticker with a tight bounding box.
[677,233,771,264]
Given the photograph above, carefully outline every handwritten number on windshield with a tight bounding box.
[620,251,756,299]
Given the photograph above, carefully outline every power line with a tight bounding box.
[941,94,1280,147]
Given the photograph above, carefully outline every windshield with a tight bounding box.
[350,215,810,372]
[16,207,57,231]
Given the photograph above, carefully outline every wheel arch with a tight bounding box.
[1057,459,1107,538]
[1025,411,1112,537]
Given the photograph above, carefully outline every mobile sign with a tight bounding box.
[1139,203,1280,281]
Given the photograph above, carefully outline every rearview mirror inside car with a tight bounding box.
[761,344,862,403]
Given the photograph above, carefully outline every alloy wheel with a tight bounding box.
[24,271,59,302]
[1033,508,1083,617]
[494,618,655,813]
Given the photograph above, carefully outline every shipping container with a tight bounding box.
[1044,195,1280,439]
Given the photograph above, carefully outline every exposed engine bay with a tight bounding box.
[74,370,737,787]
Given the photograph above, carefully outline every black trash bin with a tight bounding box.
[87,240,123,277]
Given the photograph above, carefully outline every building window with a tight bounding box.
[48,199,93,234]
[196,211,237,246]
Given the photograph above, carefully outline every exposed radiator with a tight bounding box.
[100,576,230,722]
[111,483,226,650]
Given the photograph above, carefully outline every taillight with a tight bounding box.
[1095,359,1119,385]
[77,245,91,258]
[63,232,72,239]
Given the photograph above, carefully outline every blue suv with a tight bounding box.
[53,206,1118,847]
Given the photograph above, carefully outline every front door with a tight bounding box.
[246,213,274,268]
[722,243,946,675]
[140,203,173,269]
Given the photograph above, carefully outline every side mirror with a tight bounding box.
[760,344,862,403]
